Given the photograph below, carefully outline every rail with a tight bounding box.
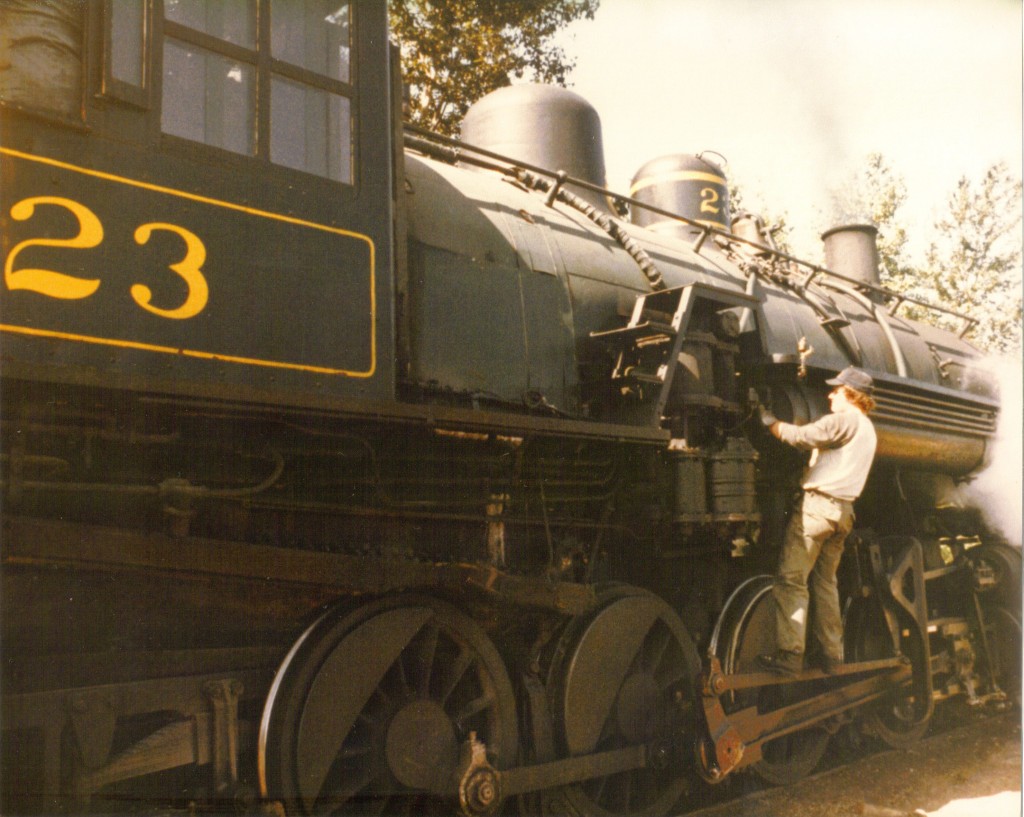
[403,123,979,338]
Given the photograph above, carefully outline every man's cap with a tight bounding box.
[826,366,874,394]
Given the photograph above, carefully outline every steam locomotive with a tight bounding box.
[1,2,1019,815]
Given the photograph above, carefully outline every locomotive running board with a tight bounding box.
[696,655,912,782]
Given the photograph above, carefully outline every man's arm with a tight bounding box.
[759,408,856,451]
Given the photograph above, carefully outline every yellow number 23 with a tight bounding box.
[5,196,209,320]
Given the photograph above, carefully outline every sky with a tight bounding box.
[555,0,1023,259]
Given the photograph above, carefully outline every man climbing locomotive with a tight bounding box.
[757,367,879,677]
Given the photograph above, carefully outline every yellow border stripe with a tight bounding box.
[0,324,362,375]
[0,148,373,243]
[0,147,377,377]
[645,218,729,232]
[629,170,727,196]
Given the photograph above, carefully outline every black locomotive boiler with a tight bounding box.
[1,2,1019,815]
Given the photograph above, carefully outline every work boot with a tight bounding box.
[818,654,843,675]
[756,650,802,677]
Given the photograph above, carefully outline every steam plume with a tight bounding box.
[963,355,1023,546]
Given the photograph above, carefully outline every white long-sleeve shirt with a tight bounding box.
[775,410,877,501]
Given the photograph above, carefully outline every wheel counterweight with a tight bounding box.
[542,587,702,817]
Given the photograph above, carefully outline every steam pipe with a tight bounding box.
[2,450,286,500]
[822,280,908,377]
[404,124,979,334]
[512,167,666,291]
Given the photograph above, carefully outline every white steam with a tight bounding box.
[961,355,1023,546]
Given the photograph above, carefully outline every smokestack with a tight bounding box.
[821,224,881,288]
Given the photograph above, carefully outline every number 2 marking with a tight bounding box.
[4,197,103,299]
[700,187,721,214]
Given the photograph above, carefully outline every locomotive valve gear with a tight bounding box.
[758,367,878,676]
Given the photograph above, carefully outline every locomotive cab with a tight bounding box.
[1,0,396,403]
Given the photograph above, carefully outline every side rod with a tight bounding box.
[697,656,912,781]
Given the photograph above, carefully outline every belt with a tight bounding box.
[804,488,853,505]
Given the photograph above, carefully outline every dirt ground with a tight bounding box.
[689,708,1022,817]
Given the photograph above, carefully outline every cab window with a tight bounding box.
[160,0,354,184]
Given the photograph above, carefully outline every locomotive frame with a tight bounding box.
[1,2,1019,815]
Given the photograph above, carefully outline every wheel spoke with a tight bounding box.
[646,626,672,674]
[371,684,392,710]
[453,691,494,727]
[597,715,616,745]
[414,622,440,696]
[338,738,372,761]
[395,650,412,696]
[439,645,473,704]
[356,711,378,728]
[656,664,686,692]
[312,764,374,815]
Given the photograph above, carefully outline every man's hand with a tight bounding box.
[758,404,778,427]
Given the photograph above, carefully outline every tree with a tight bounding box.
[728,182,793,256]
[920,163,1023,355]
[829,153,914,289]
[389,0,599,135]
[823,155,1022,356]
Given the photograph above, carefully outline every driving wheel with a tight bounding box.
[540,586,702,817]
[715,575,830,785]
[845,595,929,748]
[983,603,1022,708]
[259,594,518,815]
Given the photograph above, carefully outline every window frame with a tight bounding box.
[101,0,153,108]
[157,0,358,186]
